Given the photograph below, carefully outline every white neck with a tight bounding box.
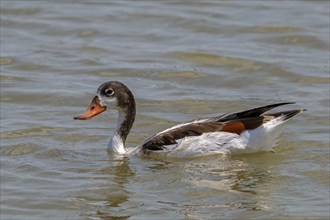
[107,110,128,154]
[108,133,126,154]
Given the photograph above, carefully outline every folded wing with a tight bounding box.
[142,102,303,151]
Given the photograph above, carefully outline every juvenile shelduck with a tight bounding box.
[74,81,304,157]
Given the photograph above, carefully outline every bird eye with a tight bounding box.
[105,88,114,96]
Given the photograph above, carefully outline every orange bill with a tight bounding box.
[74,96,106,120]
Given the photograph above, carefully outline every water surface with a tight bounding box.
[1,1,329,219]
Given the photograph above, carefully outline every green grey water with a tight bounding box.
[1,1,329,219]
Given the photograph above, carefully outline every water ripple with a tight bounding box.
[1,126,66,139]
[1,144,40,156]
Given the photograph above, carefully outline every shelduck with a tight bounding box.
[74,81,304,156]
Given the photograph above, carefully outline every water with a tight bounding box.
[1,1,329,219]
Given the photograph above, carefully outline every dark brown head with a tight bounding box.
[74,81,136,120]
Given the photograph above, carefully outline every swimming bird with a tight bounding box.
[74,81,304,156]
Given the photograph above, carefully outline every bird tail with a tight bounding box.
[265,109,306,122]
